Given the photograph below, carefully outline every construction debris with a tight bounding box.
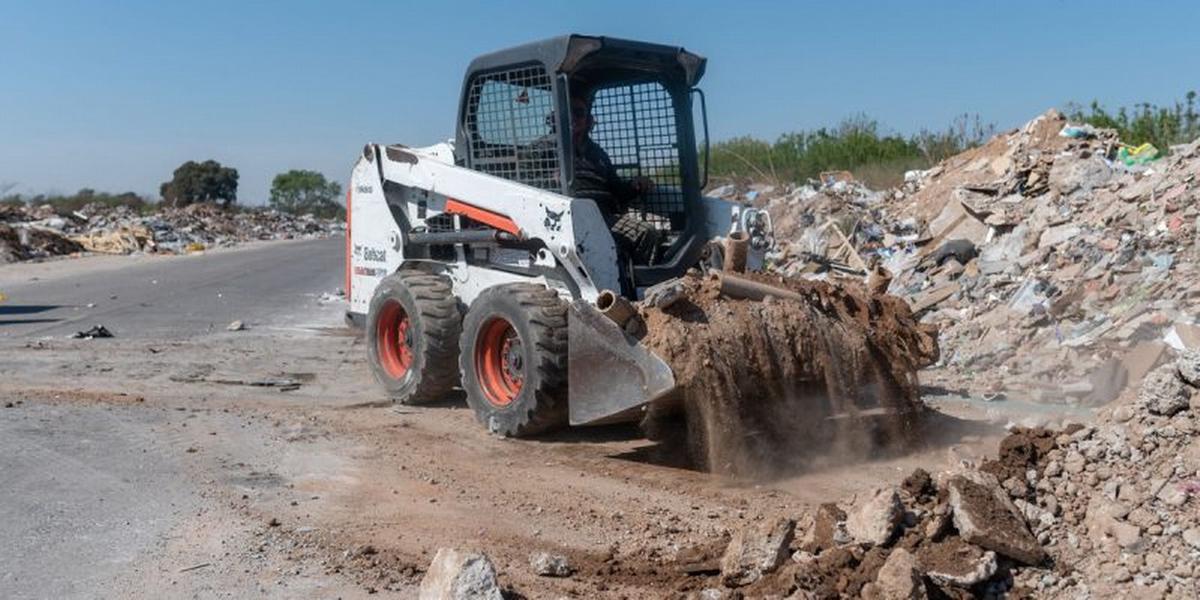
[0,202,341,263]
[722,109,1200,406]
[72,325,114,339]
[529,551,573,577]
[678,349,1200,598]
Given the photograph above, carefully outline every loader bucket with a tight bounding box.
[567,300,676,425]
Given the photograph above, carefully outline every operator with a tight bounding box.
[568,92,661,265]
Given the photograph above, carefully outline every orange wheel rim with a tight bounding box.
[377,300,413,379]
[475,317,523,407]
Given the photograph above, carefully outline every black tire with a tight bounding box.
[367,271,462,404]
[459,283,568,436]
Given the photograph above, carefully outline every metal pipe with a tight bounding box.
[722,231,749,273]
[595,289,637,328]
[715,272,804,302]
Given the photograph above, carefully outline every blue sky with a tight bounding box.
[2,1,1197,204]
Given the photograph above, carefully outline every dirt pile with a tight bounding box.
[637,270,938,476]
[0,201,342,262]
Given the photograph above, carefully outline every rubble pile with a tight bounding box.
[711,178,886,279]
[0,201,342,262]
[661,351,1199,599]
[731,109,1200,404]
[884,110,1200,403]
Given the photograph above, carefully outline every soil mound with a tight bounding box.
[638,271,938,476]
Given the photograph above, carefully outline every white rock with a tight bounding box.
[846,487,903,546]
[419,548,504,600]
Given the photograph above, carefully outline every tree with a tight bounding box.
[268,170,343,218]
[160,160,239,208]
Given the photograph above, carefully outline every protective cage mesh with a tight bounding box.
[590,82,685,231]
[465,66,561,192]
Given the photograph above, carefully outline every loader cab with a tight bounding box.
[454,34,709,290]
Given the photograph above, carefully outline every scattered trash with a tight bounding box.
[1117,142,1160,166]
[1058,123,1099,139]
[72,325,114,339]
[227,320,246,331]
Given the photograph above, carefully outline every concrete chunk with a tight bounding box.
[873,548,927,599]
[1139,365,1191,416]
[947,473,1046,565]
[720,517,795,587]
[846,487,903,546]
[529,551,572,577]
[419,548,504,600]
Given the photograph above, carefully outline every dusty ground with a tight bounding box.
[0,238,1080,598]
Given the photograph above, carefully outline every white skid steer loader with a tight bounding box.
[347,35,771,436]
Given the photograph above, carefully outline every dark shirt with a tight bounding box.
[572,137,637,219]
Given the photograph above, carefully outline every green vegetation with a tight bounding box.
[268,170,344,218]
[705,114,994,189]
[160,160,239,208]
[705,91,1200,189]
[1064,91,1199,151]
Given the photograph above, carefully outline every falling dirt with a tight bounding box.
[638,271,939,477]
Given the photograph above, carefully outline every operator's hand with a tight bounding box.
[631,176,655,195]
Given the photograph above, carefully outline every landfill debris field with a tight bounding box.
[637,270,939,477]
[0,201,342,262]
[4,107,1200,600]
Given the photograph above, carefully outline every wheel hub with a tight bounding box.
[476,317,524,407]
[376,300,413,379]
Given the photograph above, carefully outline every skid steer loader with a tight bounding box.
[347,34,773,436]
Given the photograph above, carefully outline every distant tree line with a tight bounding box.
[3,161,344,219]
[705,114,995,189]
[1065,90,1198,151]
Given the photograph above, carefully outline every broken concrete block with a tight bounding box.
[846,487,903,546]
[1177,349,1200,387]
[419,548,504,600]
[1138,365,1191,416]
[947,473,1046,565]
[800,503,849,552]
[1084,497,1142,551]
[922,542,997,588]
[1037,223,1081,249]
[720,517,795,587]
[873,548,927,599]
[529,551,572,577]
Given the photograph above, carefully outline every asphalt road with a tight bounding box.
[0,237,345,339]
[0,237,353,599]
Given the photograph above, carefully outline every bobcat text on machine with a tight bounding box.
[346,34,771,436]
